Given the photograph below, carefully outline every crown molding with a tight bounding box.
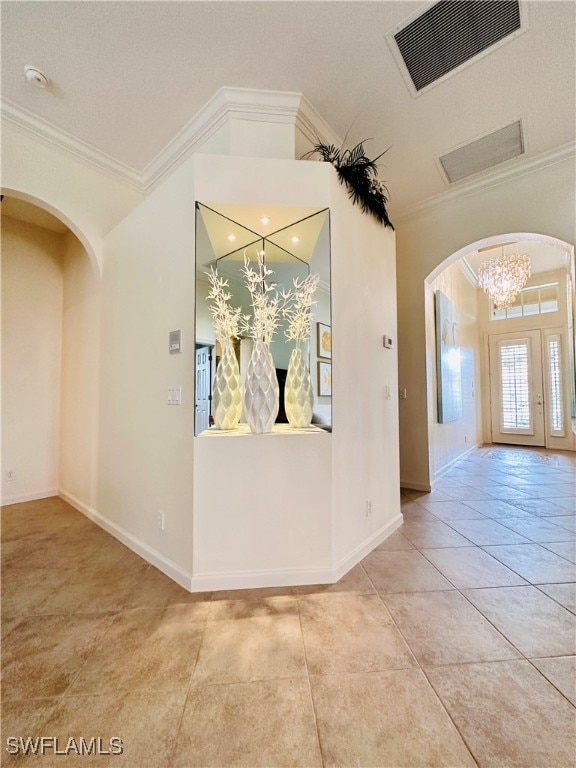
[396,142,576,221]
[1,98,142,188]
[141,87,316,191]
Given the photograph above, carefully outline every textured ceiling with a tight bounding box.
[1,1,575,217]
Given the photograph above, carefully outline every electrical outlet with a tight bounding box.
[157,510,165,532]
[365,499,372,518]
[399,388,407,400]
[5,470,15,482]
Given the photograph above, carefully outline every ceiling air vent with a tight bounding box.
[394,0,521,92]
[439,120,524,183]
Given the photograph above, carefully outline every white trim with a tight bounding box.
[1,489,58,506]
[59,490,192,590]
[331,514,403,581]
[432,442,483,483]
[189,515,402,592]
[2,87,341,195]
[460,257,479,287]
[1,99,142,188]
[397,143,576,221]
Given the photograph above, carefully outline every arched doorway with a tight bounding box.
[1,194,100,507]
[425,233,575,487]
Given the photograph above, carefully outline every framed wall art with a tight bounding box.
[317,360,332,397]
[317,322,332,360]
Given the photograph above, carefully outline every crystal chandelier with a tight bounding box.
[478,249,531,309]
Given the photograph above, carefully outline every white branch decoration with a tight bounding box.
[241,251,287,345]
[206,266,244,343]
[283,273,320,344]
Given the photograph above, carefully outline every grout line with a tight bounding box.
[296,596,326,768]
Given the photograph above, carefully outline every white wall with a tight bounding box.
[396,156,576,489]
[427,261,483,479]
[1,122,143,271]
[1,217,63,503]
[59,232,101,507]
[99,157,197,583]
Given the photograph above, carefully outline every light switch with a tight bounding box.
[167,386,182,405]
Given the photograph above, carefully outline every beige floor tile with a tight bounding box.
[68,606,205,694]
[540,541,576,563]
[172,678,322,767]
[497,516,575,543]
[310,669,476,767]
[416,500,486,520]
[405,489,455,503]
[1,567,70,616]
[399,506,440,522]
[1,615,24,640]
[1,698,61,766]
[511,498,575,516]
[484,543,576,584]
[551,497,576,512]
[484,486,533,501]
[1,612,115,700]
[536,583,576,614]
[295,564,376,597]
[383,590,520,666]
[193,599,306,684]
[445,518,532,545]
[531,656,576,705]
[459,498,535,519]
[399,520,475,548]
[442,486,494,502]
[125,566,212,608]
[211,585,294,601]
[463,585,576,657]
[362,550,453,594]
[299,594,416,675]
[19,689,188,767]
[35,561,150,614]
[423,546,527,588]
[530,484,576,498]
[426,660,576,767]
[546,515,576,532]
[374,530,415,550]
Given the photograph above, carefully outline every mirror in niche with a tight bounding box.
[195,202,331,435]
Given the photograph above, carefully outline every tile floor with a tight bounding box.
[1,445,575,767]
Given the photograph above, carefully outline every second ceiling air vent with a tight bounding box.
[439,120,524,183]
[394,0,522,92]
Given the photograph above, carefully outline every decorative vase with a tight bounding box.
[285,346,314,428]
[212,339,242,430]
[244,339,279,434]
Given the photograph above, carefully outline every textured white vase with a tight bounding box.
[244,339,279,434]
[212,340,242,430]
[285,346,314,428]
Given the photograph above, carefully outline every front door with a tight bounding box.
[195,346,212,433]
[489,330,545,446]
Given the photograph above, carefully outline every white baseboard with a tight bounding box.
[433,442,482,482]
[332,514,403,581]
[1,489,58,506]
[190,514,403,592]
[59,490,193,590]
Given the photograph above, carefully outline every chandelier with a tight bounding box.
[478,249,531,309]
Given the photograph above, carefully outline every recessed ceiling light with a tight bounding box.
[291,236,300,244]
[260,217,270,225]
[227,234,236,242]
[24,65,50,89]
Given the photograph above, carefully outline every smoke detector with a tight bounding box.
[24,66,50,89]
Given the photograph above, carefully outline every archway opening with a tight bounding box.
[425,233,575,486]
[1,195,100,506]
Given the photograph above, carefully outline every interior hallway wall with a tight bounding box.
[426,261,483,479]
[1,216,64,502]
